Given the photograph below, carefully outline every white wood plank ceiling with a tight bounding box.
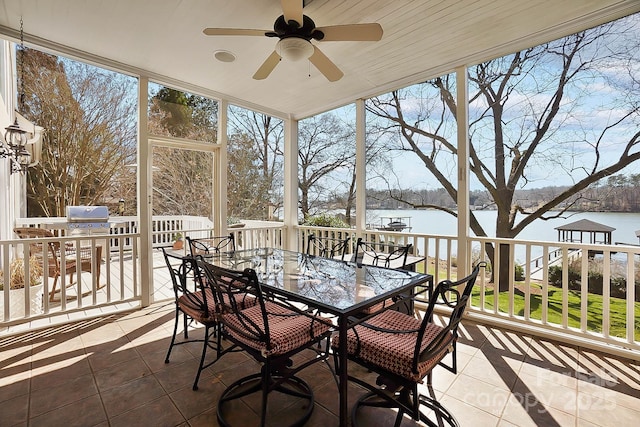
[0,0,638,119]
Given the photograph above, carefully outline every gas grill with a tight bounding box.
[66,206,110,230]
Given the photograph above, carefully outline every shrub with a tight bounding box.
[302,213,349,228]
[514,263,525,281]
[548,263,639,301]
[0,256,43,290]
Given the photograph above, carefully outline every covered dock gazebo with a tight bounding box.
[555,219,616,244]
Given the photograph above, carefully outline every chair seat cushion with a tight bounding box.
[359,298,392,315]
[178,289,217,323]
[333,309,453,382]
[222,301,331,357]
[178,286,257,323]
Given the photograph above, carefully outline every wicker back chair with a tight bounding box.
[13,227,101,301]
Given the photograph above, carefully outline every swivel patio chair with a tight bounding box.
[306,233,350,260]
[13,227,102,302]
[198,261,334,427]
[162,249,226,391]
[187,234,235,258]
[331,263,484,427]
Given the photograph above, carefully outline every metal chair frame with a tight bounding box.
[333,263,484,427]
[162,249,235,390]
[354,237,412,269]
[198,261,334,427]
[186,234,235,258]
[306,233,350,260]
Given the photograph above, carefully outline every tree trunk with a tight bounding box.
[495,212,513,292]
[498,243,511,293]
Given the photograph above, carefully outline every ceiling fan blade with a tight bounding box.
[309,46,343,82]
[253,51,282,80]
[316,23,383,41]
[203,28,267,36]
[281,0,303,27]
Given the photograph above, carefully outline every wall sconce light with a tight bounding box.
[1,118,31,174]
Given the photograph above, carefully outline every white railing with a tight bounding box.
[15,215,213,251]
[168,221,286,256]
[298,225,639,355]
[3,220,637,357]
[15,216,287,253]
[468,236,639,353]
[297,225,456,283]
[1,232,141,325]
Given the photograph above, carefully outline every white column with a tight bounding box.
[456,66,470,277]
[355,99,366,234]
[216,100,228,235]
[137,76,152,306]
[283,116,298,250]
[1,40,15,241]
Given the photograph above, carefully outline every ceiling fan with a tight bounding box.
[203,0,383,82]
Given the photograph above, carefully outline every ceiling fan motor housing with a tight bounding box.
[266,15,325,41]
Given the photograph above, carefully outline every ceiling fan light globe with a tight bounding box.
[277,38,314,61]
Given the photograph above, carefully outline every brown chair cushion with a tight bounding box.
[359,298,392,315]
[335,309,453,382]
[222,301,331,357]
[177,289,217,323]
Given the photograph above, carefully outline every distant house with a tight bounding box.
[555,219,615,244]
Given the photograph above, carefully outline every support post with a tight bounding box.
[456,67,470,277]
[283,116,299,250]
[138,76,151,306]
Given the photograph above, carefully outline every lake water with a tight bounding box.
[369,209,640,261]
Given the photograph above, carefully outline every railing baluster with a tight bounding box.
[602,249,611,339]
[626,252,635,344]
[3,220,637,355]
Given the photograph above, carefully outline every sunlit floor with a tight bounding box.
[0,301,638,427]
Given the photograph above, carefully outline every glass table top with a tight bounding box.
[205,248,431,314]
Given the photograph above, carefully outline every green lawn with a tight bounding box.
[470,285,640,341]
[416,262,640,341]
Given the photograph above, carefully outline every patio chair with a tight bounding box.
[353,237,412,269]
[353,237,413,315]
[13,227,102,302]
[331,263,484,427]
[306,233,350,260]
[186,234,235,258]
[162,249,225,391]
[199,261,334,427]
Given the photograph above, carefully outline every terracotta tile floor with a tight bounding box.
[1,302,638,426]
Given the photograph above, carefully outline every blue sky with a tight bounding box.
[364,12,640,192]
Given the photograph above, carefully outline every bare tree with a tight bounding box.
[367,14,640,290]
[227,133,273,220]
[21,49,137,217]
[298,113,354,218]
[228,108,284,220]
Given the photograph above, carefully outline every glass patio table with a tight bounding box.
[205,248,433,427]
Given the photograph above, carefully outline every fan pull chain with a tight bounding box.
[308,60,311,78]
